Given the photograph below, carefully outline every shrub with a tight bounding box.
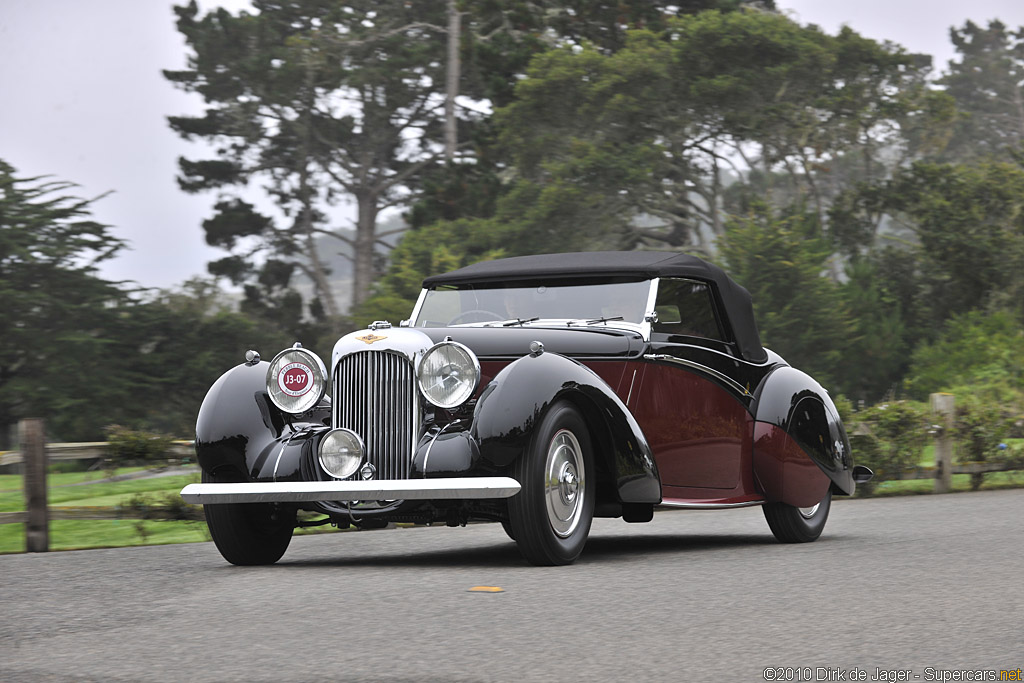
[954,396,1018,490]
[847,401,929,494]
[103,425,174,474]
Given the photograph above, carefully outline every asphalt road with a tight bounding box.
[1,490,1021,682]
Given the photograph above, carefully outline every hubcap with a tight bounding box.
[544,429,586,538]
[798,502,820,519]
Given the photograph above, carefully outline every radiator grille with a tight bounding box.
[332,351,417,480]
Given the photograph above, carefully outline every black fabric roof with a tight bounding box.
[422,251,767,363]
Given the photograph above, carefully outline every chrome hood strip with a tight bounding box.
[181,477,521,504]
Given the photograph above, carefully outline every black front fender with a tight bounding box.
[195,361,329,482]
[471,351,660,504]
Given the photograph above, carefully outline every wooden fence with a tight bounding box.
[2,420,198,550]
[4,393,1022,551]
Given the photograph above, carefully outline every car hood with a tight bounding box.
[418,325,645,360]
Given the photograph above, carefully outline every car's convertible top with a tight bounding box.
[423,251,767,363]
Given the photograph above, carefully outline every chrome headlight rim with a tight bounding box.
[416,340,481,410]
[266,347,328,415]
[318,428,365,480]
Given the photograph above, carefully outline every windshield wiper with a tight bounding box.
[501,317,540,327]
[586,316,624,325]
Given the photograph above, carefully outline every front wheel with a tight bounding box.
[202,471,296,565]
[508,401,595,565]
[762,490,832,543]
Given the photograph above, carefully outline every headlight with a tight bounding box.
[266,347,327,414]
[417,341,480,409]
[318,429,363,479]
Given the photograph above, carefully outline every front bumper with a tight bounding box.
[180,477,521,505]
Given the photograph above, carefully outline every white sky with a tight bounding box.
[1,0,1023,291]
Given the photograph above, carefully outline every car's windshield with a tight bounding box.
[414,280,652,327]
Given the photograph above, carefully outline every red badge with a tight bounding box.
[278,362,313,397]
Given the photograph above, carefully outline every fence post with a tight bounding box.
[930,393,955,494]
[20,418,48,552]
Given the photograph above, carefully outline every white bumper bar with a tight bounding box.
[180,477,521,504]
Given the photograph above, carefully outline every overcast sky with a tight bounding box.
[2,0,1023,291]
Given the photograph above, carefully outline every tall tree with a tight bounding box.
[166,0,456,315]
[0,160,128,441]
[717,205,852,389]
[494,11,948,256]
[939,20,1024,161]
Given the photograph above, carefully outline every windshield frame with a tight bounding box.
[407,278,660,340]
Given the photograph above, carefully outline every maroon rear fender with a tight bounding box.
[752,366,856,496]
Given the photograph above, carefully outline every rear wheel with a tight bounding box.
[508,401,595,565]
[202,471,296,565]
[762,490,832,543]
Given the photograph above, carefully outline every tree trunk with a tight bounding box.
[444,0,461,162]
[300,53,340,319]
[352,191,380,309]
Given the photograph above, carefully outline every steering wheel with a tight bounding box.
[447,309,505,325]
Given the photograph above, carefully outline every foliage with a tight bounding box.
[122,491,203,521]
[835,258,907,401]
[492,11,946,253]
[166,0,455,314]
[883,161,1024,327]
[718,206,850,387]
[938,20,1024,161]
[906,310,1024,404]
[954,395,1020,490]
[0,159,129,442]
[846,401,929,493]
[352,217,512,325]
[103,425,174,472]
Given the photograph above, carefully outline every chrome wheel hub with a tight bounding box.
[798,502,820,519]
[545,429,585,538]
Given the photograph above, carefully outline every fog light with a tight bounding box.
[318,429,364,479]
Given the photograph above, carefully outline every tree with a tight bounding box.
[0,160,129,441]
[939,20,1024,161]
[493,11,948,255]
[717,205,852,389]
[716,204,851,389]
[905,310,1024,404]
[166,0,457,315]
[883,160,1024,326]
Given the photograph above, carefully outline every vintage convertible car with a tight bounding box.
[182,251,872,565]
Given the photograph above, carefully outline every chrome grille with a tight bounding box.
[332,351,417,480]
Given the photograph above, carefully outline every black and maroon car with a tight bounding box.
[182,251,872,565]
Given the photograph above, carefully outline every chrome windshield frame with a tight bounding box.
[408,278,659,340]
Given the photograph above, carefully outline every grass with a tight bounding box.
[865,470,1024,496]
[3,446,1024,554]
[0,519,211,553]
[0,473,199,513]
[0,466,149,492]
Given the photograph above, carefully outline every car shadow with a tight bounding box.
[269,530,785,569]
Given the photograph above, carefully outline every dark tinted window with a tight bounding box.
[652,279,724,341]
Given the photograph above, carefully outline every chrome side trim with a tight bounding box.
[657,499,765,510]
[181,477,522,504]
[625,369,637,407]
[643,353,752,397]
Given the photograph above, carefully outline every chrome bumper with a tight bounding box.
[180,477,521,505]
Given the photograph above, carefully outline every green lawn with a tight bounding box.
[0,466,149,492]
[0,473,199,513]
[865,470,1024,496]
[0,519,211,553]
